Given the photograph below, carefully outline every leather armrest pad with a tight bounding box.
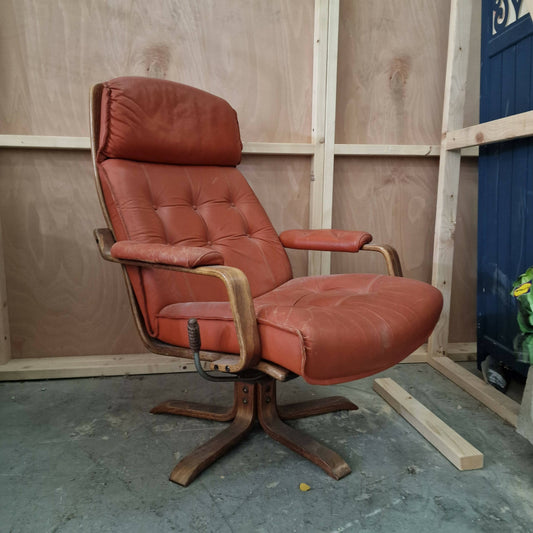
[110,241,224,268]
[279,229,373,253]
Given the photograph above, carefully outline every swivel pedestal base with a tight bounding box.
[151,377,358,486]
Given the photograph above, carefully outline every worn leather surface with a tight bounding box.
[98,77,242,166]
[98,159,292,336]
[157,274,443,385]
[111,241,224,268]
[280,229,373,252]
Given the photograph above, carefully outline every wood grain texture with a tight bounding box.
[331,157,477,342]
[447,110,533,150]
[0,0,313,143]
[429,356,520,427]
[464,1,481,129]
[336,0,450,145]
[0,149,145,357]
[449,159,477,343]
[319,0,340,275]
[309,0,330,277]
[0,136,317,155]
[429,0,473,356]
[239,155,311,278]
[373,378,483,470]
[0,353,198,381]
[331,157,439,280]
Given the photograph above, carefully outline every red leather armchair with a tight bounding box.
[91,77,443,486]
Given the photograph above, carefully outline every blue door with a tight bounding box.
[478,0,533,379]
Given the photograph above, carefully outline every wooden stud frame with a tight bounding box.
[373,378,484,470]
[428,0,529,427]
[0,0,528,435]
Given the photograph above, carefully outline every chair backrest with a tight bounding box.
[91,77,292,338]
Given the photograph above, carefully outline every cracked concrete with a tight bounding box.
[1,364,532,532]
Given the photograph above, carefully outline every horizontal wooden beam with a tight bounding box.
[0,343,476,380]
[335,143,440,157]
[445,341,477,361]
[242,142,315,155]
[446,110,533,151]
[403,342,476,363]
[428,356,520,427]
[0,353,198,381]
[0,134,91,150]
[0,135,316,155]
[373,377,483,470]
[402,348,428,364]
[334,144,479,157]
[0,135,480,157]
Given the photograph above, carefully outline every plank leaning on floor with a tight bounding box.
[373,377,483,471]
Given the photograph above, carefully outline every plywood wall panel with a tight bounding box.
[331,157,438,279]
[336,0,450,145]
[331,157,477,342]
[239,155,311,278]
[0,0,313,143]
[449,159,478,342]
[0,149,144,358]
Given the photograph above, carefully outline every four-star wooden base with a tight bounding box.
[151,377,358,486]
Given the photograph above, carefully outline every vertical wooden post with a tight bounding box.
[0,217,11,365]
[309,0,340,276]
[428,0,473,357]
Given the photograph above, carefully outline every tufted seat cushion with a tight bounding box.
[156,274,443,385]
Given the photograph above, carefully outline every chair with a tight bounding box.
[90,76,443,486]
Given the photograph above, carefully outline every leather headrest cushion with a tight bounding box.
[98,77,242,165]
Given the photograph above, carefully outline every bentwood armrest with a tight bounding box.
[279,229,402,276]
[360,244,403,277]
[93,228,261,373]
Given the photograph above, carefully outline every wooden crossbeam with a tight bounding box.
[428,356,520,427]
[0,343,475,380]
[446,110,533,151]
[373,377,483,470]
[0,353,198,381]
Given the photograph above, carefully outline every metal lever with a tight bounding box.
[188,318,202,353]
[189,318,242,382]
[189,318,263,383]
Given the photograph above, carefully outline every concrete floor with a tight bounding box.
[1,363,533,533]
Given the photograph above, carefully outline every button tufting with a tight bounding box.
[192,205,197,210]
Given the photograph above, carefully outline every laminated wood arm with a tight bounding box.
[94,228,261,374]
[361,244,403,277]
